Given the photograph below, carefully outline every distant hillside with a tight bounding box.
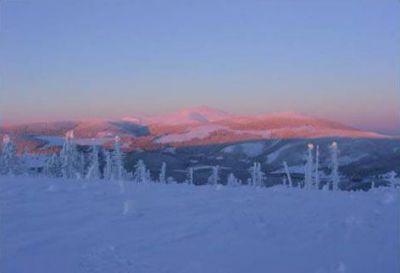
[0,106,389,153]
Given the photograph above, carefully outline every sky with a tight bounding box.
[0,0,399,135]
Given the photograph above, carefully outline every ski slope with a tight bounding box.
[1,176,399,273]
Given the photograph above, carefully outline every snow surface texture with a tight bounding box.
[1,177,399,273]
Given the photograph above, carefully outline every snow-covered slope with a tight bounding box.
[1,176,399,273]
[155,125,228,144]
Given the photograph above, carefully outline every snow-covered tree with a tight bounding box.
[146,169,151,182]
[111,136,125,181]
[187,167,194,185]
[44,154,62,178]
[103,150,112,181]
[167,176,176,184]
[256,164,265,187]
[388,171,398,189]
[304,144,314,190]
[250,162,257,186]
[78,153,86,179]
[110,136,127,193]
[227,173,240,187]
[314,145,320,189]
[86,144,100,180]
[19,147,30,176]
[159,162,166,183]
[208,165,219,185]
[249,162,264,187]
[322,182,329,191]
[0,135,18,175]
[330,141,340,191]
[283,161,293,188]
[60,130,82,179]
[246,177,251,186]
[133,160,148,183]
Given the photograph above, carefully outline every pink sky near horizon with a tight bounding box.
[1,1,399,135]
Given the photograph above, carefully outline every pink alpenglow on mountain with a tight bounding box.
[0,107,389,152]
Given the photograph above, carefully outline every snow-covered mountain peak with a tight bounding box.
[258,112,314,120]
[122,116,146,124]
[148,106,233,125]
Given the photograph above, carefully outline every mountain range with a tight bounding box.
[0,106,391,153]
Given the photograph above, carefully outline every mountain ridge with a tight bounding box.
[0,106,391,153]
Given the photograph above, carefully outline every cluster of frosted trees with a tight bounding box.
[43,131,130,181]
[283,142,341,190]
[39,131,238,186]
[0,135,28,175]
[39,131,339,190]
[1,132,398,190]
[42,132,166,185]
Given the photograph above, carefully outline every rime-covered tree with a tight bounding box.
[159,162,166,183]
[103,150,112,181]
[0,135,18,175]
[388,171,398,189]
[256,163,265,187]
[133,160,147,183]
[60,130,81,179]
[314,145,320,189]
[249,162,264,187]
[78,153,86,179]
[330,141,340,191]
[227,173,239,187]
[208,165,219,185]
[86,144,100,180]
[283,161,293,188]
[146,169,151,182]
[250,162,257,186]
[304,144,314,190]
[44,154,62,177]
[111,136,125,181]
[246,178,251,185]
[249,162,258,186]
[20,147,30,176]
[167,176,176,184]
[187,167,194,185]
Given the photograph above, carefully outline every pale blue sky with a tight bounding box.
[0,0,399,134]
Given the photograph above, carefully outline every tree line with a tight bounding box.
[1,131,398,190]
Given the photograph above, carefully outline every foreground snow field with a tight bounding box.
[1,177,399,273]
